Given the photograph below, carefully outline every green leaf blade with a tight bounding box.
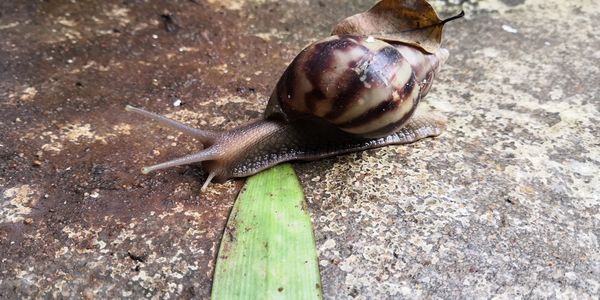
[212,164,322,300]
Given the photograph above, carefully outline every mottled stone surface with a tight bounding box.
[0,0,598,299]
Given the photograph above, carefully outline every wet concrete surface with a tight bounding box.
[1,0,599,298]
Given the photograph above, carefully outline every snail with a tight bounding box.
[126,35,449,190]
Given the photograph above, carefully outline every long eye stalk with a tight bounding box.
[125,105,219,144]
[140,148,220,174]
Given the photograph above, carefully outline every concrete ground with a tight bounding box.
[1,0,598,298]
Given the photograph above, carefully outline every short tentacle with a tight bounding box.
[201,172,217,191]
[126,105,219,144]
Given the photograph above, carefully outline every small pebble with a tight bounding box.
[501,24,518,33]
[173,99,182,107]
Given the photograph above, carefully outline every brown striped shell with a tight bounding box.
[266,35,449,138]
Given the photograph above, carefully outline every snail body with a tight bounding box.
[126,35,449,189]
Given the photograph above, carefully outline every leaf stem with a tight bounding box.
[392,10,464,34]
[441,10,465,25]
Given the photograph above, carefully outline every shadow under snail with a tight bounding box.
[127,35,449,190]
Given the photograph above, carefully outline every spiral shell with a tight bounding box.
[267,35,448,138]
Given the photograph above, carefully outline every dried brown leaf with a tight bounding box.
[332,0,464,53]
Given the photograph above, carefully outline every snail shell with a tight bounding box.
[126,35,449,189]
[266,35,448,138]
